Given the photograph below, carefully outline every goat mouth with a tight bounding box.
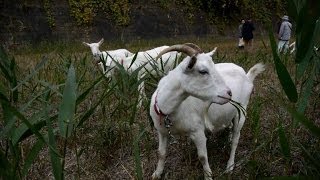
[215,95,231,105]
[217,95,231,101]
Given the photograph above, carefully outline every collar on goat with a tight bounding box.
[154,91,172,128]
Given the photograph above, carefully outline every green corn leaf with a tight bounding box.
[11,108,47,146]
[45,88,62,179]
[277,122,291,160]
[12,90,52,146]
[297,62,315,113]
[21,139,45,177]
[0,95,61,157]
[58,64,77,138]
[268,26,298,103]
[46,103,63,180]
[296,58,309,79]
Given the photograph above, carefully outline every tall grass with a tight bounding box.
[1,2,320,178]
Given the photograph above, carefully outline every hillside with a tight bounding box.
[0,0,286,46]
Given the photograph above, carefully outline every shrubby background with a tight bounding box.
[1,0,287,46]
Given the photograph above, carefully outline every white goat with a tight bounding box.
[117,46,184,106]
[150,44,265,179]
[83,38,133,74]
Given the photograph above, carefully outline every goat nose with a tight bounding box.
[227,90,232,97]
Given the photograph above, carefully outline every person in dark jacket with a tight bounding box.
[242,19,255,49]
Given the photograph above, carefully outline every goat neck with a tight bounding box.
[155,70,188,115]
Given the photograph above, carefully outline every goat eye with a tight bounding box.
[199,70,209,75]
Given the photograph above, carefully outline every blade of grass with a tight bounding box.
[129,51,139,69]
[44,89,63,180]
[58,64,77,138]
[297,61,315,113]
[277,122,291,160]
[0,94,61,157]
[133,128,146,180]
[229,99,247,117]
[21,139,45,177]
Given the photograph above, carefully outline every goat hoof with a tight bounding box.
[204,172,213,180]
[226,164,234,173]
[152,171,161,179]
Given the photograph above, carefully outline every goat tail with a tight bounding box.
[246,63,265,82]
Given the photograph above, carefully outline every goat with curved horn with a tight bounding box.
[156,44,199,60]
[156,44,202,69]
[184,43,203,53]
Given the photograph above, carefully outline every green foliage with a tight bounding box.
[43,0,55,28]
[68,0,96,25]
[268,0,320,177]
[104,0,131,26]
[0,47,106,179]
[58,65,77,138]
[68,0,130,26]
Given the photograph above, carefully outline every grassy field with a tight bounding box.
[1,35,319,179]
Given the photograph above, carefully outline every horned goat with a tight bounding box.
[150,44,265,179]
[83,38,133,74]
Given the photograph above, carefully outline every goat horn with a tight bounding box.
[156,44,198,60]
[184,43,203,53]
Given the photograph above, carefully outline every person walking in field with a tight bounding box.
[238,19,245,49]
[242,19,255,50]
[278,15,292,53]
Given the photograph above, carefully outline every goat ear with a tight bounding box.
[187,56,197,69]
[98,38,104,45]
[206,47,217,57]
